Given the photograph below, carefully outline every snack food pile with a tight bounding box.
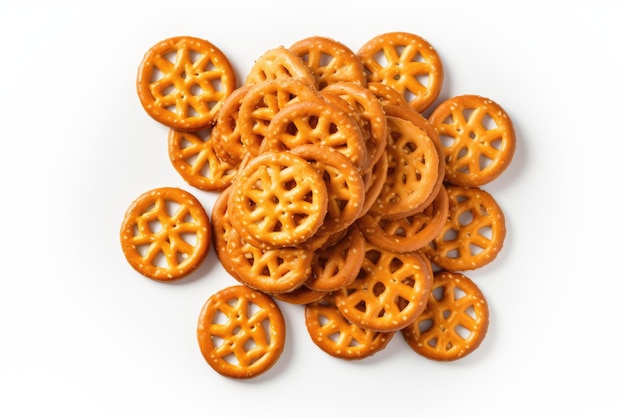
[121,32,516,379]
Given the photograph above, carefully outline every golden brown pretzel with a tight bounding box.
[289,35,367,88]
[370,106,441,218]
[401,271,489,361]
[225,228,313,294]
[197,285,286,378]
[422,184,506,271]
[428,94,516,187]
[357,32,444,113]
[227,150,329,248]
[167,128,238,192]
[263,99,367,172]
[333,242,433,332]
[357,185,449,253]
[120,187,211,281]
[305,295,394,360]
[245,46,317,86]
[136,36,236,131]
[211,85,253,167]
[306,225,365,292]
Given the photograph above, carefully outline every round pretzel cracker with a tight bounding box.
[428,94,516,187]
[423,184,506,271]
[357,32,444,113]
[120,187,211,281]
[333,242,433,332]
[197,285,286,378]
[401,271,489,361]
[245,46,316,86]
[289,35,367,88]
[305,295,394,360]
[136,36,236,131]
[227,150,329,248]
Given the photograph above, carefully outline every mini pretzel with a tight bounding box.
[357,32,444,113]
[263,99,367,172]
[225,228,314,294]
[197,285,286,378]
[245,46,317,86]
[227,150,329,248]
[167,128,238,192]
[422,184,506,271]
[357,185,449,253]
[289,35,367,88]
[120,187,211,281]
[136,36,236,131]
[211,85,252,167]
[306,225,365,292]
[401,271,489,361]
[238,77,321,155]
[305,295,394,360]
[370,106,441,218]
[333,242,433,332]
[321,81,388,171]
[289,144,365,236]
[428,94,516,187]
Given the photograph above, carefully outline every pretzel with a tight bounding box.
[211,85,253,167]
[357,32,444,113]
[245,46,317,86]
[320,81,388,172]
[401,271,489,361]
[333,242,433,332]
[227,150,329,248]
[289,35,367,89]
[305,294,394,360]
[289,144,365,236]
[357,185,449,253]
[136,36,236,131]
[225,228,314,294]
[120,187,211,281]
[359,148,388,217]
[369,105,441,218]
[197,285,286,378]
[422,184,506,271]
[167,128,238,192]
[238,77,321,155]
[263,99,367,172]
[428,94,516,187]
[306,225,365,292]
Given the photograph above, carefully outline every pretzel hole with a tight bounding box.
[481,114,497,130]
[372,50,389,68]
[454,286,467,300]
[479,154,493,170]
[365,249,382,264]
[389,257,404,272]
[478,226,493,240]
[439,133,455,148]
[470,243,485,255]
[402,141,417,154]
[443,228,458,242]
[465,305,477,319]
[418,318,434,333]
[458,210,473,226]
[373,282,386,296]
[354,300,367,312]
[415,73,430,89]
[445,248,459,259]
[455,324,471,340]
[148,219,163,233]
[443,309,451,319]
[431,286,444,301]
[462,108,476,122]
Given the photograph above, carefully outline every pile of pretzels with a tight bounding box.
[122,32,516,379]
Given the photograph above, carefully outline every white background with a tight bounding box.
[2,1,624,415]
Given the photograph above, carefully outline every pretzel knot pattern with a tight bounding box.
[401,271,489,361]
[197,285,286,379]
[137,36,236,131]
[120,187,211,281]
